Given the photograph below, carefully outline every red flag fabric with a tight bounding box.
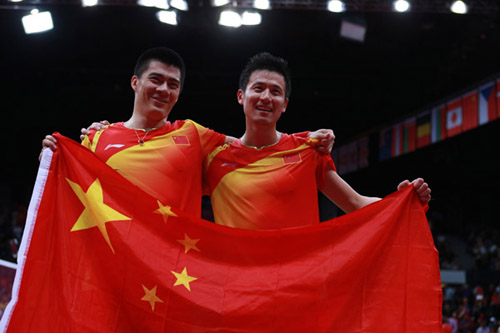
[1,134,442,332]
[462,90,479,132]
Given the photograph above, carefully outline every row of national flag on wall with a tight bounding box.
[334,77,500,174]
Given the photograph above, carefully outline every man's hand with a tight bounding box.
[397,178,431,204]
[80,120,110,141]
[308,129,335,155]
[39,135,58,161]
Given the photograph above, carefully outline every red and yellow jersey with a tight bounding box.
[204,133,335,230]
[82,120,225,217]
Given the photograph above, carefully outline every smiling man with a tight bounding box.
[203,52,431,229]
[44,48,229,216]
[42,47,335,218]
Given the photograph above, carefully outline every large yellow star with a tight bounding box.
[66,178,131,253]
[177,234,200,254]
[154,201,177,223]
[171,267,197,291]
[141,284,164,311]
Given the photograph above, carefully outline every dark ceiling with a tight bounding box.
[1,0,500,230]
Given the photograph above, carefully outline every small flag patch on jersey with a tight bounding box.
[283,153,301,164]
[172,136,190,145]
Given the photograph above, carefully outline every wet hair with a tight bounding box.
[133,47,186,91]
[238,52,292,99]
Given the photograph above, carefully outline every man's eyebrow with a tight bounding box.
[251,81,284,90]
[148,72,180,83]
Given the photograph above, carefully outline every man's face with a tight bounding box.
[131,60,181,120]
[238,70,289,127]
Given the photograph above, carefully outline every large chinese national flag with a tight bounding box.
[0,134,442,332]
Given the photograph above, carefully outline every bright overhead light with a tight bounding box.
[139,0,169,9]
[212,0,230,6]
[450,0,467,14]
[241,11,261,25]
[170,0,188,11]
[327,0,345,13]
[253,0,270,10]
[10,0,23,3]
[219,10,241,28]
[22,10,53,34]
[393,0,410,12]
[82,0,98,7]
[156,10,177,25]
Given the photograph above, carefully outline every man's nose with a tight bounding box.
[157,82,170,94]
[259,89,271,102]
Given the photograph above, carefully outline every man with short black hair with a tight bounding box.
[203,52,431,229]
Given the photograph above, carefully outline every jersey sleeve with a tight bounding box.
[316,152,336,189]
[292,131,310,137]
[187,120,226,157]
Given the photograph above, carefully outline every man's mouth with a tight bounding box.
[152,97,168,105]
[256,105,272,112]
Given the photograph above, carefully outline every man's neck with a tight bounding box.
[241,125,281,150]
[124,115,167,131]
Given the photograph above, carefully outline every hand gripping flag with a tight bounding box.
[1,134,442,332]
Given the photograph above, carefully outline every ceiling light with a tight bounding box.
[327,0,345,13]
[211,0,230,6]
[156,10,177,25]
[22,9,53,34]
[450,0,467,14]
[393,0,410,12]
[241,11,261,25]
[82,0,98,6]
[253,0,270,10]
[139,0,169,9]
[170,0,188,11]
[219,10,241,28]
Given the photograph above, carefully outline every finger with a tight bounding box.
[397,180,410,190]
[42,137,57,151]
[416,182,429,194]
[100,120,110,125]
[411,178,424,188]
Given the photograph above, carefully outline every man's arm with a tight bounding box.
[319,170,431,214]
[319,169,380,214]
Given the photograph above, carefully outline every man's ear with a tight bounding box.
[282,98,289,113]
[237,89,244,105]
[131,75,138,92]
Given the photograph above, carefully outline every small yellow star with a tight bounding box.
[171,267,197,291]
[66,178,131,253]
[154,201,177,223]
[141,284,164,311]
[177,234,200,254]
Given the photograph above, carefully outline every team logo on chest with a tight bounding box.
[283,153,302,165]
[172,136,190,145]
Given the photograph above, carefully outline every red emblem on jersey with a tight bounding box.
[172,136,190,145]
[283,153,301,164]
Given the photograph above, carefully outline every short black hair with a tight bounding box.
[133,47,186,91]
[239,52,292,99]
